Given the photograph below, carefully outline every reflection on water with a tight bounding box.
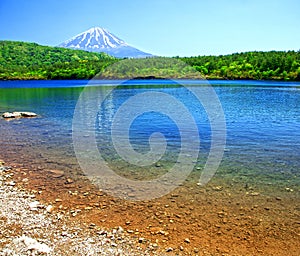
[0,80,299,194]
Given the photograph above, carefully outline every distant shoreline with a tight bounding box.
[1,41,299,81]
[0,77,298,82]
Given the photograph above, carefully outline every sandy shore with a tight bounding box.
[0,159,299,255]
[0,161,160,256]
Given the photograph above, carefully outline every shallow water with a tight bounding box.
[0,80,299,197]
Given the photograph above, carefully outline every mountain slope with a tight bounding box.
[0,40,117,79]
[0,40,113,67]
[59,27,153,58]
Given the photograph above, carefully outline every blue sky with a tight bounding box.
[0,0,299,56]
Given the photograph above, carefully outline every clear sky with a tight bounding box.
[0,0,299,57]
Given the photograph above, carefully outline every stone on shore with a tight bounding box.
[17,235,52,254]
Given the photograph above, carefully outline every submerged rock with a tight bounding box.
[2,111,37,118]
[48,169,64,178]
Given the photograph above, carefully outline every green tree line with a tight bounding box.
[0,40,299,80]
[180,51,300,80]
[99,57,201,79]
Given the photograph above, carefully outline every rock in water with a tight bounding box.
[2,112,22,118]
[48,169,64,178]
[20,112,37,117]
[2,111,37,118]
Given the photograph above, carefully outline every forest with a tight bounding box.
[181,51,300,81]
[0,40,299,80]
[0,41,117,80]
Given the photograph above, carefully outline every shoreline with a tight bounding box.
[0,160,159,255]
[1,157,299,255]
[1,78,299,82]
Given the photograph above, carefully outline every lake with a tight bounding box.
[0,79,299,199]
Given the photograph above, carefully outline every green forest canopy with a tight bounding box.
[181,51,300,81]
[0,40,117,80]
[0,40,299,80]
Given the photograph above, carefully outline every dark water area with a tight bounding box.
[0,80,299,196]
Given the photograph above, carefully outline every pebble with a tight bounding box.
[61,231,68,237]
[46,205,54,213]
[159,230,168,235]
[166,247,173,252]
[138,237,145,243]
[213,186,223,191]
[66,178,74,184]
[29,201,41,211]
[217,211,226,217]
[184,238,190,243]
[97,230,107,236]
[8,181,16,186]
[249,192,260,196]
[19,235,52,254]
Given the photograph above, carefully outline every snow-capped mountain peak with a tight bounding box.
[59,27,152,58]
[60,27,127,50]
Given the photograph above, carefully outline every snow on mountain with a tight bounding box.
[59,27,153,58]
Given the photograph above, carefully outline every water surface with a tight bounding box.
[0,80,299,194]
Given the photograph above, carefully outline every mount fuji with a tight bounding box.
[58,27,153,58]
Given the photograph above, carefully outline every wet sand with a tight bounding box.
[2,156,299,255]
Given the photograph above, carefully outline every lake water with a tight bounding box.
[0,80,299,197]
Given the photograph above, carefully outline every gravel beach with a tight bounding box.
[0,162,160,256]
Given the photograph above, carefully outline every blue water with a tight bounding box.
[0,80,299,188]
[1,79,300,88]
